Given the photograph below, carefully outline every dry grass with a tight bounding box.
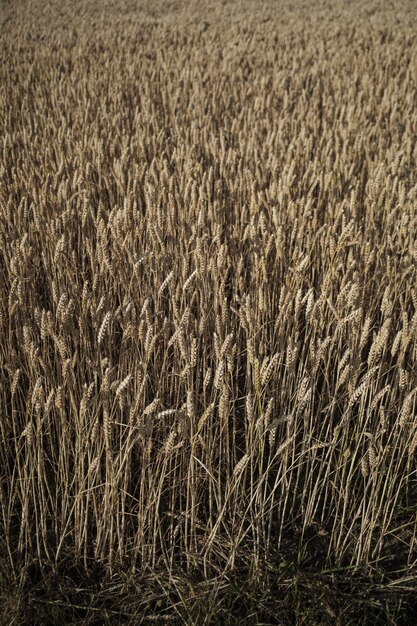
[1,0,417,623]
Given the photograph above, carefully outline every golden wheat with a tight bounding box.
[1,0,417,623]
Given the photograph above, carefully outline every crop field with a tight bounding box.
[1,0,417,623]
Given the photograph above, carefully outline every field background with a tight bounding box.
[1,0,417,624]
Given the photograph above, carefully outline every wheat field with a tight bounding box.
[1,0,417,624]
